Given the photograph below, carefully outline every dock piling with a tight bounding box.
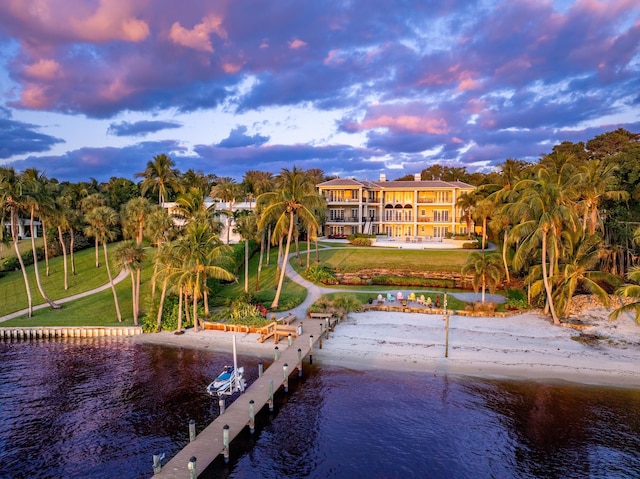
[188,457,197,479]
[297,348,302,377]
[309,335,313,363]
[189,419,196,442]
[258,360,264,377]
[249,400,255,433]
[268,380,274,411]
[219,397,226,414]
[274,346,279,360]
[283,363,289,392]
[223,425,230,463]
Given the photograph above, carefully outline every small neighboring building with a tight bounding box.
[162,200,253,244]
[3,219,42,240]
[316,173,475,238]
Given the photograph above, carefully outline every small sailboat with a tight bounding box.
[206,335,246,397]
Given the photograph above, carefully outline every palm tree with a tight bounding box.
[473,197,493,250]
[135,154,182,205]
[510,164,580,325]
[121,197,153,246]
[174,220,236,332]
[257,167,326,309]
[610,267,640,324]
[0,167,34,317]
[462,252,504,304]
[210,177,243,244]
[552,230,616,318]
[80,193,106,267]
[22,168,61,310]
[576,159,628,236]
[115,240,145,325]
[456,192,476,239]
[85,206,122,322]
[233,210,257,293]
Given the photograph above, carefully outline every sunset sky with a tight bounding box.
[1,0,639,183]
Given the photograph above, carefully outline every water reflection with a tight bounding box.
[1,339,639,479]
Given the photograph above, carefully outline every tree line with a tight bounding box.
[2,128,640,328]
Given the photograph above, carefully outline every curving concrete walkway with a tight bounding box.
[0,268,129,322]
[1,245,504,323]
[283,246,505,319]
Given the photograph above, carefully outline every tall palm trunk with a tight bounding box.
[94,238,100,268]
[193,276,199,333]
[306,233,311,268]
[266,225,272,265]
[275,235,284,286]
[156,279,167,331]
[272,212,294,309]
[11,209,32,317]
[42,219,51,276]
[57,226,69,291]
[244,239,249,293]
[70,230,76,275]
[177,286,184,332]
[315,237,319,263]
[129,269,137,324]
[135,268,141,323]
[541,231,559,325]
[256,230,265,291]
[103,241,122,322]
[502,230,510,284]
[29,207,59,309]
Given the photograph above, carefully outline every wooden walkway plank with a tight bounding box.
[154,317,329,478]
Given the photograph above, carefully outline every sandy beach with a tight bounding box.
[132,306,640,388]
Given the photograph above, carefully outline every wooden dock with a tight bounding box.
[154,314,337,478]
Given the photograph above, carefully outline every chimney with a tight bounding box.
[379,173,386,182]
[414,173,421,181]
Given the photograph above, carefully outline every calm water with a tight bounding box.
[0,339,639,479]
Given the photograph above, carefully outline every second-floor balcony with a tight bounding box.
[325,196,360,203]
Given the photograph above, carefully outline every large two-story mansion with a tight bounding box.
[316,173,475,239]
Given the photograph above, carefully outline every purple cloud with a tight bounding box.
[217,125,269,148]
[107,120,182,137]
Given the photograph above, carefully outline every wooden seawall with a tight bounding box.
[154,313,336,478]
[0,326,143,340]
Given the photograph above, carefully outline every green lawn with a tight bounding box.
[0,243,130,317]
[215,245,307,311]
[308,246,470,272]
[0,240,487,327]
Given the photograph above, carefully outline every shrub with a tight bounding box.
[473,301,497,312]
[304,264,338,284]
[350,237,371,246]
[462,242,480,249]
[506,288,528,310]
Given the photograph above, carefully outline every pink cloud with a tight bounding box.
[2,0,149,43]
[289,38,308,49]
[24,59,63,80]
[20,84,51,109]
[359,114,449,135]
[169,15,228,53]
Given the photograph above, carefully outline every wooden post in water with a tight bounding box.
[258,360,264,377]
[222,425,230,463]
[283,363,289,392]
[325,318,330,338]
[249,400,255,433]
[445,315,450,358]
[297,348,303,377]
[153,454,163,474]
[319,324,323,349]
[189,419,196,442]
[188,457,197,479]
[309,335,314,364]
[268,380,274,411]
